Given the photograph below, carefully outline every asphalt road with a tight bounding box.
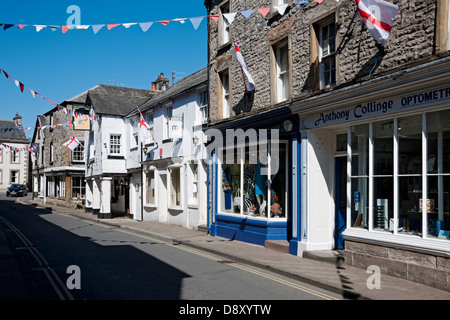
[0,193,343,305]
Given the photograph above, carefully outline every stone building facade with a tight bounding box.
[31,97,90,207]
[205,0,450,291]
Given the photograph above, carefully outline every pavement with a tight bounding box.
[10,197,450,300]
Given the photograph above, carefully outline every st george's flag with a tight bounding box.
[139,109,152,141]
[233,36,255,92]
[356,0,399,46]
[63,136,80,151]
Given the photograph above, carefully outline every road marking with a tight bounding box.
[57,212,341,300]
[0,216,74,300]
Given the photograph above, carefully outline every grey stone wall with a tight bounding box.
[207,0,438,125]
[344,240,450,291]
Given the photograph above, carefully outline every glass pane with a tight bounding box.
[398,115,422,174]
[373,177,394,232]
[398,176,422,236]
[147,171,155,205]
[373,120,394,175]
[427,176,450,239]
[351,177,368,229]
[221,148,241,214]
[427,110,450,174]
[329,22,336,53]
[170,168,180,207]
[351,124,369,177]
[270,143,287,219]
[336,133,347,152]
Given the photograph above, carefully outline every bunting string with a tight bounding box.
[0,65,100,130]
[0,1,312,34]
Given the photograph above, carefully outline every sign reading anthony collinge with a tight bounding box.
[304,86,450,129]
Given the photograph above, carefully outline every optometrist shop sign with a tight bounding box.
[304,86,450,129]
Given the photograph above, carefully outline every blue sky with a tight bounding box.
[0,0,208,138]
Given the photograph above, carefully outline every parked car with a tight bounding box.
[6,184,28,197]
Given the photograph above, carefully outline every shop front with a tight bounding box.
[208,107,300,253]
[293,57,450,290]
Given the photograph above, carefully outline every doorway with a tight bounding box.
[334,156,347,249]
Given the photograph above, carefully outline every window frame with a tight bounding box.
[109,134,122,155]
[271,38,292,104]
[218,69,231,119]
[72,141,85,163]
[318,18,337,89]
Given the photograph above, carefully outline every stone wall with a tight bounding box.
[207,0,438,125]
[344,240,450,291]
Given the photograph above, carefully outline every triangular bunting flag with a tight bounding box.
[123,23,137,28]
[3,24,15,31]
[208,15,220,22]
[240,10,254,19]
[92,24,105,34]
[257,7,271,17]
[223,12,238,25]
[139,22,153,32]
[156,20,170,26]
[19,82,24,93]
[107,23,120,30]
[62,26,70,34]
[274,4,288,15]
[17,25,27,29]
[35,25,46,32]
[190,17,204,30]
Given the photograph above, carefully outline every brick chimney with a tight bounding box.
[152,73,170,91]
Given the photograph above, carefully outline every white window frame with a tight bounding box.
[50,143,54,163]
[165,106,173,140]
[145,169,157,207]
[168,165,182,209]
[10,170,19,184]
[220,70,230,119]
[199,90,208,125]
[188,161,199,206]
[319,20,337,89]
[275,41,290,103]
[72,141,85,162]
[110,134,122,155]
[219,1,231,46]
[71,176,85,199]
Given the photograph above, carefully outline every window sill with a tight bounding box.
[107,155,125,160]
[188,203,199,209]
[130,146,138,151]
[162,138,173,144]
[144,203,157,209]
[168,205,183,212]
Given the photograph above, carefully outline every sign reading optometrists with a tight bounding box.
[304,85,450,129]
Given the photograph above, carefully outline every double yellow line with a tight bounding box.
[0,216,74,300]
[171,244,341,301]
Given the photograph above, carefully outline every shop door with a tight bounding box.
[334,156,347,249]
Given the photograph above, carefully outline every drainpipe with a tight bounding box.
[204,0,212,233]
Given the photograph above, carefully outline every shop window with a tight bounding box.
[54,176,65,199]
[427,110,450,239]
[218,70,230,119]
[47,177,55,197]
[350,124,369,229]
[170,167,181,207]
[72,176,85,199]
[373,120,394,232]
[146,170,156,205]
[397,115,423,236]
[220,142,288,219]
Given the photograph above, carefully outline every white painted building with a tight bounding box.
[0,114,29,190]
[126,68,209,229]
[83,85,157,219]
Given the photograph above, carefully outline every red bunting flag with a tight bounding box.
[19,82,24,92]
[107,24,120,30]
[256,7,270,17]
[62,26,69,34]
[156,21,170,26]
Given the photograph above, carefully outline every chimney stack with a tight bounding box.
[152,72,170,91]
[13,113,22,127]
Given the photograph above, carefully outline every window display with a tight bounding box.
[220,142,288,220]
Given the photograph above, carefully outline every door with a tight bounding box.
[334,156,347,249]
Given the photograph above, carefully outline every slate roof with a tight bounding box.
[0,120,28,144]
[86,85,157,116]
[129,68,207,116]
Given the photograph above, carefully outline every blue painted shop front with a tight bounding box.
[206,107,301,254]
